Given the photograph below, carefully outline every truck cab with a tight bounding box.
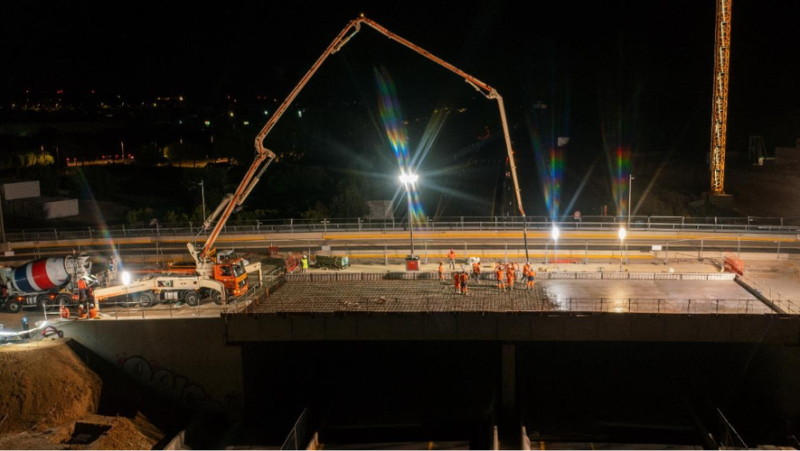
[214,257,248,297]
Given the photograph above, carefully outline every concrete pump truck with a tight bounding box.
[94,14,531,307]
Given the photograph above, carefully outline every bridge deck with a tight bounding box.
[254,279,770,315]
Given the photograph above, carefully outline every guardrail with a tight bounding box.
[739,272,800,314]
[5,215,799,242]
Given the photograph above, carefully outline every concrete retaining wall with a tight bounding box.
[59,318,243,416]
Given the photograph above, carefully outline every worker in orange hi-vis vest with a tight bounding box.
[77,277,87,302]
[495,264,505,291]
[506,265,516,291]
[472,261,481,285]
[448,249,457,270]
[453,271,461,294]
[460,272,469,296]
[527,266,536,290]
[438,262,445,283]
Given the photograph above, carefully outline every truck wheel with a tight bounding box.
[56,294,72,307]
[138,292,155,308]
[184,291,200,306]
[6,300,22,314]
[212,292,224,305]
[37,295,52,310]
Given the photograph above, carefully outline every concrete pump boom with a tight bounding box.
[194,15,530,264]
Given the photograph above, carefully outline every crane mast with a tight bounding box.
[710,0,732,195]
[193,15,531,265]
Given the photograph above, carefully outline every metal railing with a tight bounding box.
[253,294,779,316]
[740,272,800,314]
[5,215,799,242]
[222,267,283,314]
[281,408,312,450]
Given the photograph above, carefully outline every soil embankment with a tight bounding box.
[0,340,164,450]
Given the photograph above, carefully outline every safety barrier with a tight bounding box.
[4,215,797,243]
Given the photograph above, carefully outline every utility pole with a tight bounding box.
[199,180,206,222]
[0,189,5,244]
[628,175,635,228]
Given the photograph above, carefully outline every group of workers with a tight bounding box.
[494,262,536,291]
[438,252,536,294]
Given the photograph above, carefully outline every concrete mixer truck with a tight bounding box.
[0,255,94,313]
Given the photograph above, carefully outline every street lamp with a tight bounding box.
[551,225,560,266]
[400,173,419,257]
[618,226,627,271]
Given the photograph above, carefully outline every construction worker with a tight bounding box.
[495,264,505,291]
[78,304,87,319]
[448,249,457,270]
[59,304,70,319]
[527,265,536,290]
[438,262,445,283]
[506,264,516,291]
[301,255,309,273]
[77,277,87,302]
[453,271,461,294]
[460,271,469,295]
[472,261,481,285]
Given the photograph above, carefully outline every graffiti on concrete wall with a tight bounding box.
[118,355,237,412]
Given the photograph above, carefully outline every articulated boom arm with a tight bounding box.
[198,15,530,262]
[356,18,527,222]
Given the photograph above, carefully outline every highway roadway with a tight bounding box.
[2,228,796,265]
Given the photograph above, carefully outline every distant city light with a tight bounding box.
[243,121,249,126]
[229,111,234,117]
[204,120,211,126]
[264,110,269,115]
[297,110,302,118]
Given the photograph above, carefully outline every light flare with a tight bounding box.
[375,67,426,225]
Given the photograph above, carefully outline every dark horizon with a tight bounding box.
[2,1,799,220]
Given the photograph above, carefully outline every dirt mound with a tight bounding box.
[0,341,165,450]
[0,341,101,434]
[0,413,161,450]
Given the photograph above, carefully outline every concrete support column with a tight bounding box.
[501,343,516,415]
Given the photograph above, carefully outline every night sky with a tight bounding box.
[3,1,800,217]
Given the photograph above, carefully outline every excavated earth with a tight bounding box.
[0,340,164,450]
